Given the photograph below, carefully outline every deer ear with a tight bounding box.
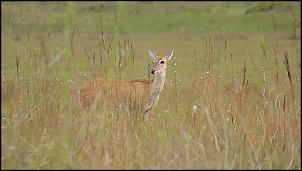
[148,50,156,60]
[167,49,174,61]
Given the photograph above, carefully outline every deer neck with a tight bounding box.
[150,72,166,98]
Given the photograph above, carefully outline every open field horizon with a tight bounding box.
[1,1,301,169]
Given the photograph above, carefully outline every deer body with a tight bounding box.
[80,49,174,121]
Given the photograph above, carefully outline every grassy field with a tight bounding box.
[1,1,301,169]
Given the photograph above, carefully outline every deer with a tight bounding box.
[80,49,174,121]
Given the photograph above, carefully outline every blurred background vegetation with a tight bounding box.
[1,1,301,36]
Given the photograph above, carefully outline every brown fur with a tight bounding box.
[79,49,174,121]
[80,78,152,112]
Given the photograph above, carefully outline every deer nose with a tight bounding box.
[151,69,158,75]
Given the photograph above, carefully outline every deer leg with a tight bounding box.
[142,109,151,122]
[142,99,155,122]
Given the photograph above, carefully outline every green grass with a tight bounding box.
[1,1,301,170]
[1,1,301,35]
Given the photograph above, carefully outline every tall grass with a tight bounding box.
[1,1,301,170]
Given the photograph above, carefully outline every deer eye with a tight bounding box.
[160,60,165,64]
